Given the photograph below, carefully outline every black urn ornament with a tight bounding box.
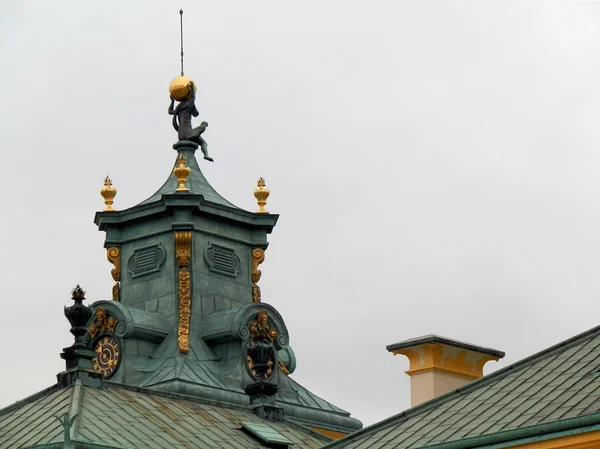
[64,285,92,348]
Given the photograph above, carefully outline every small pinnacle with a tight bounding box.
[71,285,86,299]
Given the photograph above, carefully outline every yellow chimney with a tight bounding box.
[387,335,504,407]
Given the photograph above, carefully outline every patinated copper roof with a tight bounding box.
[0,381,330,449]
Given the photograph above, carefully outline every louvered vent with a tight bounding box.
[204,243,241,277]
[128,244,166,278]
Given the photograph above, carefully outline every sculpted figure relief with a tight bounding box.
[168,81,214,162]
[248,310,277,341]
[246,310,277,380]
[88,307,117,338]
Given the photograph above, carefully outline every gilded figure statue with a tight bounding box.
[248,310,277,341]
[168,81,214,162]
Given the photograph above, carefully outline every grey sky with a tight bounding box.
[1,1,600,426]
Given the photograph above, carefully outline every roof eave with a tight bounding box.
[95,195,279,233]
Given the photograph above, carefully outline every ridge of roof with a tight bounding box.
[323,324,600,448]
[68,379,85,442]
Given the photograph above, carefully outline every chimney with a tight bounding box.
[387,335,504,407]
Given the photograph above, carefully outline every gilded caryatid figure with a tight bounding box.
[168,79,214,162]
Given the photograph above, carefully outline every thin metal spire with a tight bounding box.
[179,9,184,76]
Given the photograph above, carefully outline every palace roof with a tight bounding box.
[324,326,600,448]
[0,381,331,449]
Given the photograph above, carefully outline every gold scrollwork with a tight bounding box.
[106,247,121,301]
[106,247,121,281]
[175,230,193,353]
[178,267,191,353]
[251,248,265,303]
[175,231,192,267]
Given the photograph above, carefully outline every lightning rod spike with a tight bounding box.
[179,9,184,76]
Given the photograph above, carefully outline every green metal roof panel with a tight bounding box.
[325,325,600,449]
[137,147,241,210]
[75,384,328,448]
[241,422,294,445]
[282,377,350,415]
[0,385,71,449]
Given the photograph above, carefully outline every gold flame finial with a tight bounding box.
[174,154,191,192]
[254,177,270,214]
[100,175,117,211]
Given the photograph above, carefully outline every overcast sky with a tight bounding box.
[2,1,600,427]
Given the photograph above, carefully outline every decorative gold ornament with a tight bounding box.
[169,76,197,101]
[254,177,270,214]
[92,335,121,378]
[106,247,121,301]
[87,307,118,339]
[175,230,193,353]
[174,154,191,192]
[88,323,98,339]
[178,267,191,353]
[246,355,274,380]
[100,175,117,212]
[251,248,265,303]
[246,356,276,379]
[248,310,277,341]
[175,231,192,267]
[106,248,120,282]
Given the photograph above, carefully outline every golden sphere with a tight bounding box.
[169,76,196,101]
